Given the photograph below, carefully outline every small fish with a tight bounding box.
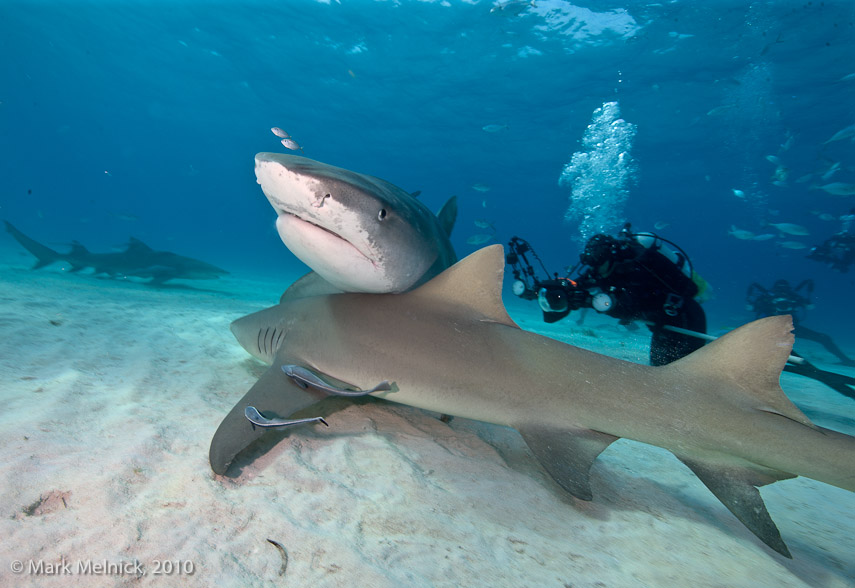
[779,131,794,152]
[778,241,807,250]
[820,162,841,181]
[271,127,290,139]
[471,183,491,193]
[765,155,782,165]
[654,221,670,230]
[474,219,495,230]
[838,73,855,82]
[482,124,509,133]
[768,222,809,236]
[824,123,855,144]
[281,138,304,153]
[818,213,836,221]
[706,104,735,116]
[771,166,789,183]
[731,188,745,198]
[813,182,855,196]
[752,234,775,241]
[466,234,494,245]
[795,173,814,184]
[771,180,788,188]
[728,226,755,240]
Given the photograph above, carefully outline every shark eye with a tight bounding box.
[377,208,387,221]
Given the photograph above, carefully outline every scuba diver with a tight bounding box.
[507,223,707,366]
[807,208,855,272]
[747,279,855,367]
[507,225,855,401]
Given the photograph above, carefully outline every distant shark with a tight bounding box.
[4,221,228,284]
[210,245,854,559]
[254,153,457,294]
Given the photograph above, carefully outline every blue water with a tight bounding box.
[1,0,854,337]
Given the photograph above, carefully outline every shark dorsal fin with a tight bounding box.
[435,195,458,237]
[69,241,89,255]
[126,237,153,252]
[669,315,812,426]
[408,244,518,328]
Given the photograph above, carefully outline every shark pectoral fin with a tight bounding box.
[519,426,619,501]
[279,271,344,303]
[677,455,796,558]
[209,365,328,475]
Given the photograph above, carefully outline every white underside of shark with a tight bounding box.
[255,153,457,293]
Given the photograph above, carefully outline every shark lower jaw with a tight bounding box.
[275,213,390,292]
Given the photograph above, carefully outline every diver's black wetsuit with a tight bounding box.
[536,228,706,366]
[573,241,705,365]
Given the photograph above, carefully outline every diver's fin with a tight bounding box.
[519,425,619,501]
[408,245,518,328]
[279,271,343,303]
[677,455,795,558]
[209,365,328,475]
[4,220,62,269]
[783,358,855,401]
[436,195,458,238]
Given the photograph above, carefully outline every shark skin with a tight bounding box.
[210,245,855,558]
[254,153,457,294]
[4,221,228,284]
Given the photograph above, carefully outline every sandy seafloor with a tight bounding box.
[0,248,853,588]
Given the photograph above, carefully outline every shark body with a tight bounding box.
[254,153,457,294]
[210,245,855,558]
[4,221,228,284]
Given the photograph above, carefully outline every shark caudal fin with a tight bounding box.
[4,221,63,269]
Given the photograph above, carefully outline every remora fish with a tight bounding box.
[210,245,855,559]
[254,153,457,294]
[4,221,227,284]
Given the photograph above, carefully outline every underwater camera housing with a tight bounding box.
[535,278,590,323]
[505,237,591,322]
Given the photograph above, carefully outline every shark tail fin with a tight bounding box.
[4,220,62,269]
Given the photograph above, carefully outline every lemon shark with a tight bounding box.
[254,153,457,294]
[210,245,855,558]
[4,221,228,284]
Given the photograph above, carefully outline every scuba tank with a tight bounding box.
[631,232,693,281]
[621,227,699,299]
